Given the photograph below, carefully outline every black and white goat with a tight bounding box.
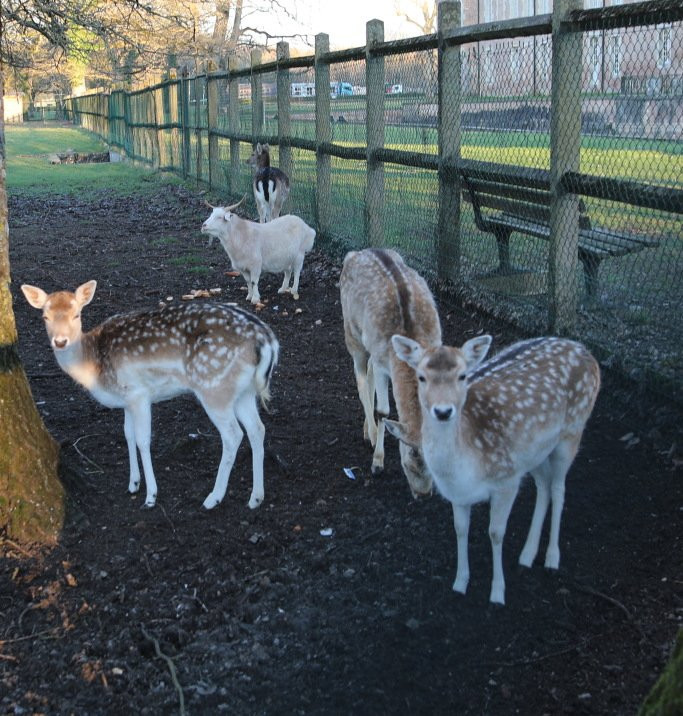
[247,143,291,223]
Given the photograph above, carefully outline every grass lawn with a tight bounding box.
[5,125,184,196]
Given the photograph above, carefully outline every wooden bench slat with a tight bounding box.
[464,178,552,206]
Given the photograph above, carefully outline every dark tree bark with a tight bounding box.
[0,67,63,544]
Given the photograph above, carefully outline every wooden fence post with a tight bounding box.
[437,0,462,283]
[315,33,331,237]
[195,75,203,183]
[366,19,385,248]
[549,0,582,333]
[180,68,191,178]
[228,58,241,196]
[251,49,263,143]
[207,61,219,190]
[277,42,292,212]
[155,83,169,170]
[149,89,160,169]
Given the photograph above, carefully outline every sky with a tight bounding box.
[266,0,413,50]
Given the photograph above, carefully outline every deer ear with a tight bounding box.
[384,419,418,449]
[391,335,424,369]
[461,335,492,371]
[21,284,48,310]
[75,280,97,307]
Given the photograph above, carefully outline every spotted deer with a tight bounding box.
[385,335,600,604]
[340,249,442,496]
[247,143,290,223]
[21,281,279,510]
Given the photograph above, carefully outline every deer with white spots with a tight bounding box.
[385,335,600,604]
[340,248,442,497]
[21,281,279,511]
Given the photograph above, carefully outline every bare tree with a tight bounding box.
[394,0,438,35]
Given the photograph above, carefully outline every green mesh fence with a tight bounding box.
[65,0,683,403]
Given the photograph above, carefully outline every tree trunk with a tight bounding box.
[0,65,64,544]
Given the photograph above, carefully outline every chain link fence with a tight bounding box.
[66,0,682,404]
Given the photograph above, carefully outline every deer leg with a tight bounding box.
[488,485,519,604]
[519,459,552,568]
[452,502,472,595]
[200,404,242,510]
[123,408,141,494]
[128,399,158,508]
[544,436,580,569]
[235,393,266,509]
[371,368,390,475]
[347,343,374,445]
[254,187,267,223]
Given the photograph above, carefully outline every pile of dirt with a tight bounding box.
[1,186,681,714]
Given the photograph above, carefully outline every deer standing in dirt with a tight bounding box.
[385,335,600,604]
[22,281,279,510]
[247,143,290,223]
[340,248,442,496]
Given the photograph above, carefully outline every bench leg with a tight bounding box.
[579,250,600,299]
[494,228,512,273]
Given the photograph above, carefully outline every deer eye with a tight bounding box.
[418,375,426,383]
[458,373,467,382]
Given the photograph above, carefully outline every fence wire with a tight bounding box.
[66,1,682,404]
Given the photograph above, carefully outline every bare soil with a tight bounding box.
[2,186,681,715]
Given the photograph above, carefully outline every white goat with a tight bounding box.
[201,197,315,305]
[22,281,279,511]
[247,143,291,223]
[340,248,441,496]
[385,335,600,604]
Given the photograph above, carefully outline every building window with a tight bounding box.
[609,35,621,79]
[484,49,494,87]
[589,34,601,88]
[657,27,672,70]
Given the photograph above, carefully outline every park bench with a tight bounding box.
[459,162,660,298]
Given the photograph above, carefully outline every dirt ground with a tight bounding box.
[2,185,681,715]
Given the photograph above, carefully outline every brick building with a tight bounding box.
[458,0,682,98]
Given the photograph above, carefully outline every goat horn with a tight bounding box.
[226,195,246,212]
[204,199,216,209]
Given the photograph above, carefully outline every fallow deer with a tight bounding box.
[385,335,600,604]
[247,143,290,223]
[340,248,442,496]
[21,281,279,510]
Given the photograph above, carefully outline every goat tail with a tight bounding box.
[254,334,279,411]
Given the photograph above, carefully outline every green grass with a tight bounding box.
[5,125,185,197]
